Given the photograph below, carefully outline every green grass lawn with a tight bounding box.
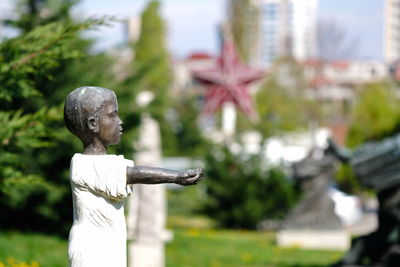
[0,227,343,267]
[0,231,68,267]
[166,228,343,267]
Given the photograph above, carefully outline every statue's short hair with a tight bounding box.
[64,86,116,141]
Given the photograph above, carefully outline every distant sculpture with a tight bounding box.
[276,144,350,250]
[192,40,265,121]
[329,136,400,266]
[192,39,265,139]
[127,91,170,267]
[64,86,204,267]
[282,146,342,230]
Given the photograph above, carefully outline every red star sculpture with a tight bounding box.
[192,41,266,121]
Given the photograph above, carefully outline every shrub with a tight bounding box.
[201,145,298,229]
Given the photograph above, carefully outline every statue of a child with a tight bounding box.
[64,86,204,267]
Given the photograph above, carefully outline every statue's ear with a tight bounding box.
[87,116,99,133]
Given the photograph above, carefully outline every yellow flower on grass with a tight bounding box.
[0,259,39,267]
[210,261,221,267]
[187,228,199,237]
[273,247,282,255]
[241,253,253,263]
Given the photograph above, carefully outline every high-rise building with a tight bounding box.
[125,16,141,43]
[384,0,400,63]
[253,0,318,66]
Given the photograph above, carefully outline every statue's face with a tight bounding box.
[97,96,123,146]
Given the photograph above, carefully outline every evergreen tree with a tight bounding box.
[173,95,211,157]
[4,0,76,34]
[0,17,109,233]
[0,0,117,234]
[133,0,171,114]
[133,0,176,155]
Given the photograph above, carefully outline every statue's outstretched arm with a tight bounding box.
[126,166,204,186]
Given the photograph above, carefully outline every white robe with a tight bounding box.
[68,153,133,267]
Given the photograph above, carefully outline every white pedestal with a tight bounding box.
[276,230,350,250]
[222,102,236,138]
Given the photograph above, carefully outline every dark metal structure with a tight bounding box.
[329,137,400,266]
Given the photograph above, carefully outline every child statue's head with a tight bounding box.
[64,86,123,147]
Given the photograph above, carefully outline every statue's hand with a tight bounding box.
[177,168,204,185]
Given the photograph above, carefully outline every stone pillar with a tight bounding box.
[127,113,172,267]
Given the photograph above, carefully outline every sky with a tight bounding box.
[1,0,384,60]
[72,0,226,58]
[318,0,383,60]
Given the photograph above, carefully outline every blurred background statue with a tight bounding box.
[277,144,349,250]
[127,91,172,267]
[282,146,342,230]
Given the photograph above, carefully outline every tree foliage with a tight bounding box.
[0,20,102,104]
[347,82,400,147]
[0,0,115,233]
[133,0,172,115]
[201,146,298,229]
[336,82,400,193]
[253,57,322,138]
[171,95,211,157]
[4,0,77,34]
[132,0,182,156]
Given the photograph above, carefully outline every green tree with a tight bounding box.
[347,82,400,147]
[133,0,171,114]
[132,0,177,155]
[4,0,76,34]
[0,16,109,233]
[172,95,211,157]
[253,57,322,138]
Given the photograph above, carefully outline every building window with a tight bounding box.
[264,3,278,20]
